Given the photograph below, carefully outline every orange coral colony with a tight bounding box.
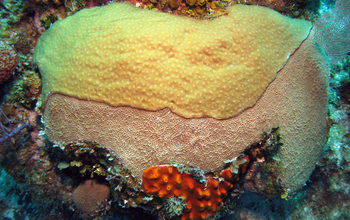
[142,156,249,219]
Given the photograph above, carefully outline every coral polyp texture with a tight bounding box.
[34,2,329,193]
[72,179,111,213]
[142,163,246,219]
[0,40,18,84]
[34,3,311,119]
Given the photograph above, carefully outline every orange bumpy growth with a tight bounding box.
[142,156,249,220]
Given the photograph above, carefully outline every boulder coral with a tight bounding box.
[34,3,329,194]
[72,179,110,213]
[34,3,311,119]
[0,40,18,84]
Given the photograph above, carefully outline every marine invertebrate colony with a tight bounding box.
[165,196,187,218]
[72,179,111,214]
[141,155,250,219]
[142,165,238,219]
[0,40,18,84]
[34,3,311,119]
[33,1,328,204]
[314,0,350,64]
[0,108,31,144]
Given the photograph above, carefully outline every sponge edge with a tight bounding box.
[34,3,311,119]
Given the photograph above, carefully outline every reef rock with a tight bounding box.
[0,40,18,84]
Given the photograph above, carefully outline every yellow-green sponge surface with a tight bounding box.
[34,3,311,119]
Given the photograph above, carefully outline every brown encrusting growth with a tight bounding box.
[72,179,111,213]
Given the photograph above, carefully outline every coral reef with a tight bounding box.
[33,3,311,119]
[50,141,152,218]
[314,0,350,64]
[239,127,285,197]
[231,0,319,19]
[122,0,230,19]
[165,196,187,218]
[329,56,350,107]
[38,29,328,194]
[141,162,249,219]
[3,70,41,109]
[72,179,111,214]
[0,0,348,219]
[121,0,318,19]
[0,0,24,35]
[0,107,31,144]
[224,55,350,220]
[33,3,328,195]
[0,40,18,84]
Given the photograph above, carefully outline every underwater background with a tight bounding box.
[0,0,349,219]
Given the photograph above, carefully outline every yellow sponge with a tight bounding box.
[34,3,311,119]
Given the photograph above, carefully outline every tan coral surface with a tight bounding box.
[34,3,311,119]
[43,30,328,193]
[72,179,110,213]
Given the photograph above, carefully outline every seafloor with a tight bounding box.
[0,0,349,219]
